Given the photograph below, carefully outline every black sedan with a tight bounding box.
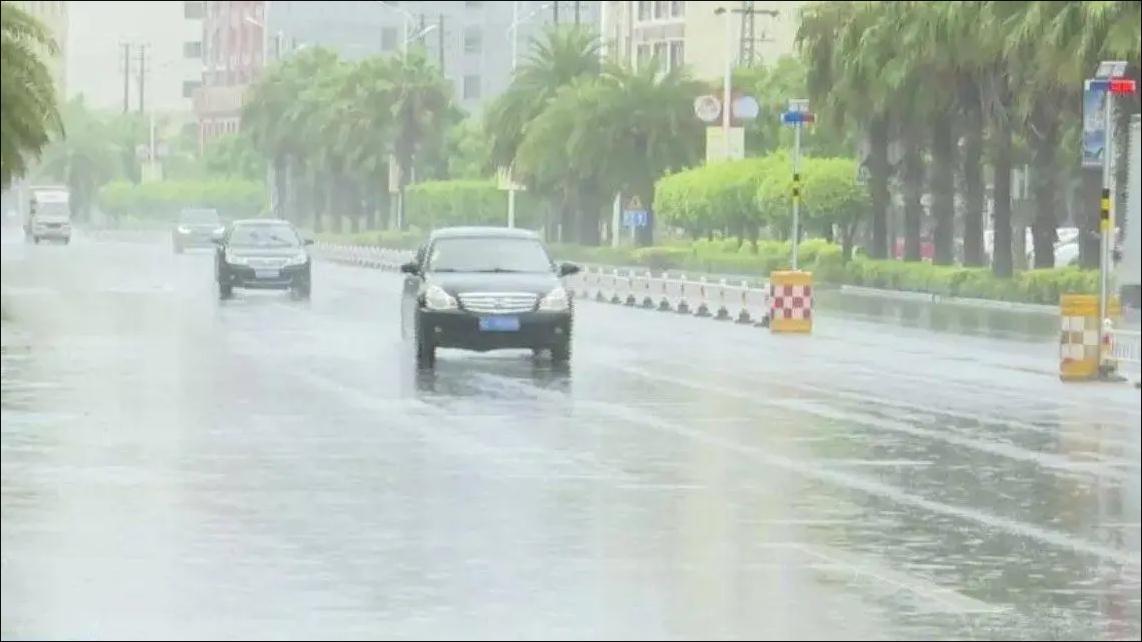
[214,219,312,300]
[400,227,579,367]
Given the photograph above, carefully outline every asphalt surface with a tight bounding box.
[2,230,1139,640]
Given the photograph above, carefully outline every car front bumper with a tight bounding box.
[221,263,310,290]
[418,309,571,351]
[174,231,216,247]
[32,225,70,239]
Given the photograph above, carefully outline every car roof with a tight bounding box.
[231,218,292,226]
[429,226,540,240]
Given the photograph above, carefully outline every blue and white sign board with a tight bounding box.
[623,195,648,227]
[1082,80,1108,169]
[623,210,649,228]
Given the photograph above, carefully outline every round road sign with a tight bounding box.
[693,95,721,123]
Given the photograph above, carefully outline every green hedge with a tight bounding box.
[97,179,266,221]
[655,153,868,235]
[405,180,541,229]
[317,229,426,249]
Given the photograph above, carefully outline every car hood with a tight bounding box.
[426,271,560,296]
[226,246,305,258]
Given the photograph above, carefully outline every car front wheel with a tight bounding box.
[415,315,436,367]
[219,283,233,300]
[551,336,572,364]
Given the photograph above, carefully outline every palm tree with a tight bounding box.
[387,51,454,230]
[484,26,601,172]
[243,47,339,224]
[36,97,119,222]
[1,3,62,188]
[592,61,703,245]
[800,1,894,259]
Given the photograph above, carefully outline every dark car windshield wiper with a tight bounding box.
[472,267,534,273]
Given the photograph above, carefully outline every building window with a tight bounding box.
[464,27,482,55]
[184,1,204,19]
[637,1,650,21]
[184,41,203,58]
[654,1,668,19]
[381,26,398,51]
[669,40,684,70]
[463,74,481,100]
[653,41,668,65]
[671,0,685,17]
[182,80,201,98]
[636,43,651,69]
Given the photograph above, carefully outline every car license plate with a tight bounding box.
[255,269,279,279]
[479,316,520,332]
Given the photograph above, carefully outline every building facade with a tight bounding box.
[265,1,600,113]
[601,1,802,81]
[192,1,266,149]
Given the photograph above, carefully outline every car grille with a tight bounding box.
[246,257,288,269]
[458,292,537,314]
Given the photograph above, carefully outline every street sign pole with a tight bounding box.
[1099,84,1112,346]
[792,121,801,270]
[508,181,516,228]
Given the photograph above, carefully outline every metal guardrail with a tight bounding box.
[315,243,773,326]
[1109,327,1142,387]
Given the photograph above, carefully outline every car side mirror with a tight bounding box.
[400,261,419,275]
[559,262,580,277]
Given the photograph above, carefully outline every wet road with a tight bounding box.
[2,232,1139,641]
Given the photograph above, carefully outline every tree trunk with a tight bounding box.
[842,220,857,263]
[273,154,287,221]
[992,122,1013,278]
[961,79,985,266]
[930,111,955,265]
[311,171,324,234]
[1030,118,1058,269]
[747,221,759,253]
[329,170,344,234]
[902,127,924,262]
[867,115,890,259]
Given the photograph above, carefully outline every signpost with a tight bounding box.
[1086,62,1136,374]
[623,195,648,244]
[781,99,814,270]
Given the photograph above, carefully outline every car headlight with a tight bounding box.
[284,251,308,266]
[177,225,191,233]
[538,287,570,312]
[224,250,249,265]
[423,285,458,310]
[213,225,226,234]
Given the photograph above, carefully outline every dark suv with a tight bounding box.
[214,219,312,300]
[173,208,224,253]
[400,227,579,366]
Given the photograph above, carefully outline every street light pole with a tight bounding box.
[716,7,732,161]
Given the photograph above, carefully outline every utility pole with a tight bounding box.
[574,1,580,25]
[418,13,427,47]
[121,43,131,114]
[734,3,777,67]
[437,14,445,72]
[136,45,148,114]
[552,1,558,24]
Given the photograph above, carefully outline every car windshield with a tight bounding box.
[180,209,220,225]
[427,237,553,273]
[34,202,69,220]
[228,223,300,248]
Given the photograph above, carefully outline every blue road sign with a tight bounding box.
[623,210,648,228]
[781,111,816,125]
